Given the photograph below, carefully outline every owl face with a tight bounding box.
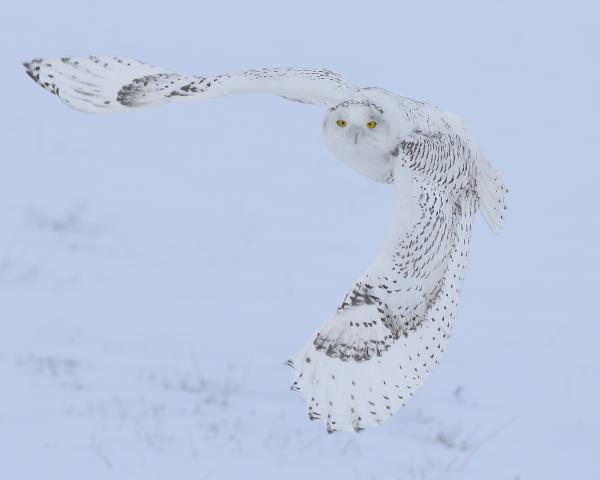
[324,100,389,147]
[323,97,399,183]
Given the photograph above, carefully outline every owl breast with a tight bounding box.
[324,134,396,183]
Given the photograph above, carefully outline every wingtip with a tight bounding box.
[23,58,43,83]
[23,58,43,69]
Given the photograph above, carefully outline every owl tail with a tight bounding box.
[476,153,508,233]
[288,194,477,433]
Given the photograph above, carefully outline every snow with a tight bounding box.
[1,1,599,478]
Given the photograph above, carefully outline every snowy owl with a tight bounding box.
[24,56,507,433]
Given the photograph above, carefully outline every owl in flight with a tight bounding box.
[24,56,507,433]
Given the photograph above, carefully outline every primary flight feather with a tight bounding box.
[23,55,507,433]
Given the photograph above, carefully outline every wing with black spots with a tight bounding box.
[289,160,477,432]
[23,55,356,113]
[396,101,507,233]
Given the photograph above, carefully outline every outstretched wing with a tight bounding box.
[23,55,356,113]
[289,186,478,433]
[288,121,493,432]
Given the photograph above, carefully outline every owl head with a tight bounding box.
[323,91,404,183]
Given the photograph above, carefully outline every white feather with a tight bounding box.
[23,56,355,113]
[290,193,477,432]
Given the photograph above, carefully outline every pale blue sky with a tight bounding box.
[1,1,598,478]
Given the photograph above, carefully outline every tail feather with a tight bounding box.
[289,194,477,433]
[476,152,508,233]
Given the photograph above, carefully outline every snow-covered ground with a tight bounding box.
[1,1,599,478]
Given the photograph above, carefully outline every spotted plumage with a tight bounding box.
[23,55,507,433]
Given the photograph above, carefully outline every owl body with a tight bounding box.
[323,88,473,320]
[23,56,507,432]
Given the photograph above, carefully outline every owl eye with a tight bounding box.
[336,119,347,128]
[367,121,377,129]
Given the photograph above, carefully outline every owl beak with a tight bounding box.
[348,126,361,144]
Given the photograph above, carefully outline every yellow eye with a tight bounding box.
[336,119,347,127]
[367,121,377,129]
